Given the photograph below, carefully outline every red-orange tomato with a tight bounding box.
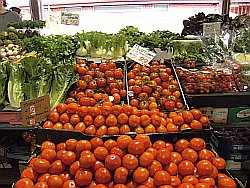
[128,140,145,155]
[156,148,171,165]
[66,139,78,151]
[182,175,199,185]
[128,115,141,128]
[76,140,91,152]
[47,175,63,188]
[117,135,132,149]
[110,147,126,159]
[195,183,211,188]
[20,167,39,182]
[79,153,96,168]
[122,154,139,170]
[181,110,194,123]
[56,103,68,114]
[59,171,71,183]
[181,148,198,163]
[106,114,118,127]
[211,157,226,170]
[105,154,121,171]
[175,139,190,153]
[94,146,109,161]
[118,113,129,125]
[90,137,104,150]
[33,159,50,174]
[139,152,155,167]
[171,152,182,165]
[15,178,34,188]
[114,167,129,184]
[62,180,79,188]
[196,160,213,176]
[198,149,215,161]
[41,148,57,163]
[164,162,178,176]
[218,176,237,188]
[69,161,80,176]
[133,167,150,183]
[61,151,76,165]
[41,141,56,151]
[190,109,203,120]
[50,160,66,175]
[135,134,152,149]
[37,173,50,183]
[190,120,203,130]
[199,116,210,127]
[153,140,166,150]
[103,139,117,151]
[178,160,195,176]
[74,122,86,132]
[95,167,112,184]
[199,177,215,187]
[189,138,206,151]
[170,176,181,187]
[48,111,60,123]
[147,160,163,176]
[154,170,171,186]
[34,182,48,188]
[75,169,92,186]
[43,120,53,128]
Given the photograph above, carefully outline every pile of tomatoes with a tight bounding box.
[15,135,237,188]
[71,59,127,105]
[43,101,210,135]
[127,61,184,111]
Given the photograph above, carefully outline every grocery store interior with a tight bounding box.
[0,0,249,187]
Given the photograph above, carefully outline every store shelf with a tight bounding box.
[186,92,250,108]
[0,123,35,131]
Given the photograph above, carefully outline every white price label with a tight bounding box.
[203,22,221,36]
[126,44,156,66]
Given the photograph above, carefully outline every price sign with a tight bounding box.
[61,13,79,26]
[20,95,50,126]
[126,44,156,66]
[203,22,221,36]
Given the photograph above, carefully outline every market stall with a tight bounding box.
[0,1,250,187]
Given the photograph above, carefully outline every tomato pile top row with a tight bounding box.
[15,135,237,188]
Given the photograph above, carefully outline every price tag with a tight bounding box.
[108,96,114,102]
[203,22,221,36]
[20,95,50,126]
[126,44,156,66]
[127,91,134,97]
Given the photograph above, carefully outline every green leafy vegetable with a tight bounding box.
[21,56,53,100]
[50,63,79,110]
[0,62,8,106]
[7,62,25,109]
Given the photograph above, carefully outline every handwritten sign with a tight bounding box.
[126,44,156,66]
[203,22,221,36]
[61,13,79,26]
[20,95,50,126]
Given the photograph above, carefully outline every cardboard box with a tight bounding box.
[199,107,228,124]
[228,107,250,124]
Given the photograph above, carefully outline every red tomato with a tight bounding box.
[95,167,112,184]
[90,137,104,150]
[199,177,215,187]
[154,170,171,186]
[66,139,78,151]
[212,157,227,170]
[164,162,178,176]
[37,173,50,183]
[133,167,150,183]
[128,140,145,155]
[175,139,190,153]
[41,148,57,163]
[94,146,109,161]
[75,169,92,186]
[181,148,198,163]
[178,183,195,188]
[114,167,129,184]
[178,160,195,176]
[50,160,66,175]
[110,147,126,159]
[47,175,63,188]
[20,167,38,182]
[189,138,206,151]
[69,161,80,176]
[34,182,48,188]
[41,141,56,151]
[171,152,182,165]
[139,152,155,167]
[147,160,163,176]
[62,180,79,188]
[33,159,50,174]
[103,139,117,151]
[198,149,215,161]
[105,154,121,171]
[122,154,139,170]
[182,175,199,185]
[196,160,213,176]
[76,140,91,152]
[156,148,171,165]
[218,176,237,188]
[61,151,76,165]
[15,178,34,188]
[79,153,96,168]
